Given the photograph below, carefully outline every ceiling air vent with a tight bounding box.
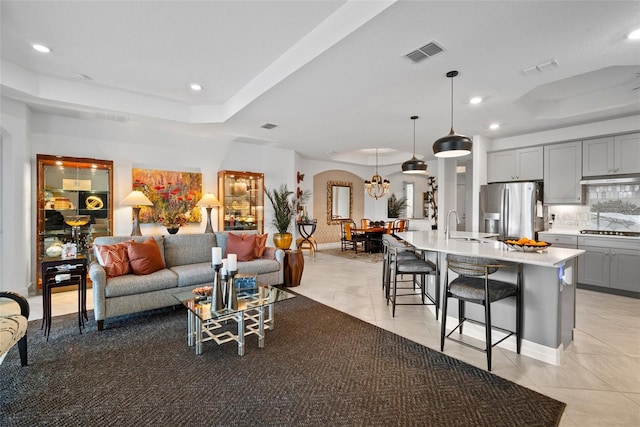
[405,41,444,64]
[261,123,278,129]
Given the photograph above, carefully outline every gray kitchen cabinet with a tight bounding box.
[487,146,543,182]
[537,233,577,249]
[544,141,582,204]
[578,236,640,294]
[583,132,640,176]
[578,246,610,288]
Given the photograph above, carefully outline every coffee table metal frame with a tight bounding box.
[174,284,294,356]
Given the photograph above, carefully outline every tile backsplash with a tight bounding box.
[548,184,640,232]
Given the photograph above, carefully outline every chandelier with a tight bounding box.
[364,148,390,200]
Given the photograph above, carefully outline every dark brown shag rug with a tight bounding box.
[0,295,565,426]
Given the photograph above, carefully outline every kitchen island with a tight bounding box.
[396,230,585,365]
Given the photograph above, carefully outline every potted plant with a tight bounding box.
[266,184,310,249]
[387,193,407,218]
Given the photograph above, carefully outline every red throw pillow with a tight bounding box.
[126,238,165,275]
[225,233,256,261]
[95,242,131,277]
[254,233,268,258]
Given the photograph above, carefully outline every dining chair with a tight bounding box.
[341,220,366,253]
[393,219,408,233]
[384,221,394,234]
[440,254,522,371]
[361,218,371,229]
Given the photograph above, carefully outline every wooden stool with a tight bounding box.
[296,236,316,256]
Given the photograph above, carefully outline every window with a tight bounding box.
[404,182,414,218]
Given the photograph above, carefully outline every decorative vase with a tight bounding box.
[166,227,180,235]
[273,233,293,250]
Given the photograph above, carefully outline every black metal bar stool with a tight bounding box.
[440,254,522,371]
[382,234,440,318]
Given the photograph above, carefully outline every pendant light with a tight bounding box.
[433,70,472,158]
[402,115,428,174]
[364,148,390,199]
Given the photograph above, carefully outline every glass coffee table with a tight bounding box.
[173,284,295,356]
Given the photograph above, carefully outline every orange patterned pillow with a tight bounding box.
[127,238,166,275]
[254,233,268,258]
[225,233,256,261]
[94,242,131,277]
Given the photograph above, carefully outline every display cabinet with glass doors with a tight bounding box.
[217,170,264,233]
[36,154,114,288]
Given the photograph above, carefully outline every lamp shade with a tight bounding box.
[402,115,428,174]
[402,156,428,173]
[121,190,153,207]
[196,193,221,208]
[433,130,473,158]
[433,70,472,158]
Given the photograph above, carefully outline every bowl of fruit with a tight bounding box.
[503,237,551,253]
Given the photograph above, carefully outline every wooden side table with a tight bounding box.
[284,250,304,287]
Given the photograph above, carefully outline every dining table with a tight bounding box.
[353,226,385,253]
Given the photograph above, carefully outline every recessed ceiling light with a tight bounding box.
[190,83,202,91]
[469,97,483,104]
[489,123,500,130]
[32,44,51,53]
[627,28,640,40]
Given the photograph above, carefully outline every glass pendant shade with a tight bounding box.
[402,115,428,174]
[433,70,472,158]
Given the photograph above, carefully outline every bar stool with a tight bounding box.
[440,254,522,371]
[382,234,440,318]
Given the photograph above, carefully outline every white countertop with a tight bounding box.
[396,230,584,268]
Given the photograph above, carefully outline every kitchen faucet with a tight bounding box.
[445,209,459,240]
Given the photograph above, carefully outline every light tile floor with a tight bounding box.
[30,251,640,426]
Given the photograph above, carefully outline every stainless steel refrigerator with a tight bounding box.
[479,182,545,240]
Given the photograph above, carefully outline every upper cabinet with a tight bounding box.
[583,133,640,177]
[218,170,264,233]
[544,141,582,204]
[36,155,114,286]
[487,146,543,182]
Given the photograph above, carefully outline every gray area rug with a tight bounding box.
[1,295,565,426]
[320,247,383,263]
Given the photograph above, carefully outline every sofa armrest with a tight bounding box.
[259,247,285,284]
[89,261,107,322]
[0,291,29,319]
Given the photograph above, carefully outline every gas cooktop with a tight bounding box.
[579,230,640,237]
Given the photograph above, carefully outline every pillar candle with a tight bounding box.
[228,254,237,271]
[221,267,227,276]
[222,259,228,270]
[211,247,222,265]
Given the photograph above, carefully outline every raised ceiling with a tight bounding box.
[2,1,639,165]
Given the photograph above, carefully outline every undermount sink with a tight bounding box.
[449,237,489,243]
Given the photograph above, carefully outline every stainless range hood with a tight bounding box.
[579,176,640,185]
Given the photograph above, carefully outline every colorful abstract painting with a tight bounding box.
[132,168,202,225]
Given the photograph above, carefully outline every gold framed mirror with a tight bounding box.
[327,181,352,224]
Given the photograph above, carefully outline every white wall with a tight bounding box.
[0,99,32,294]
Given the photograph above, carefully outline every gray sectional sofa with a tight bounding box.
[89,231,284,330]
